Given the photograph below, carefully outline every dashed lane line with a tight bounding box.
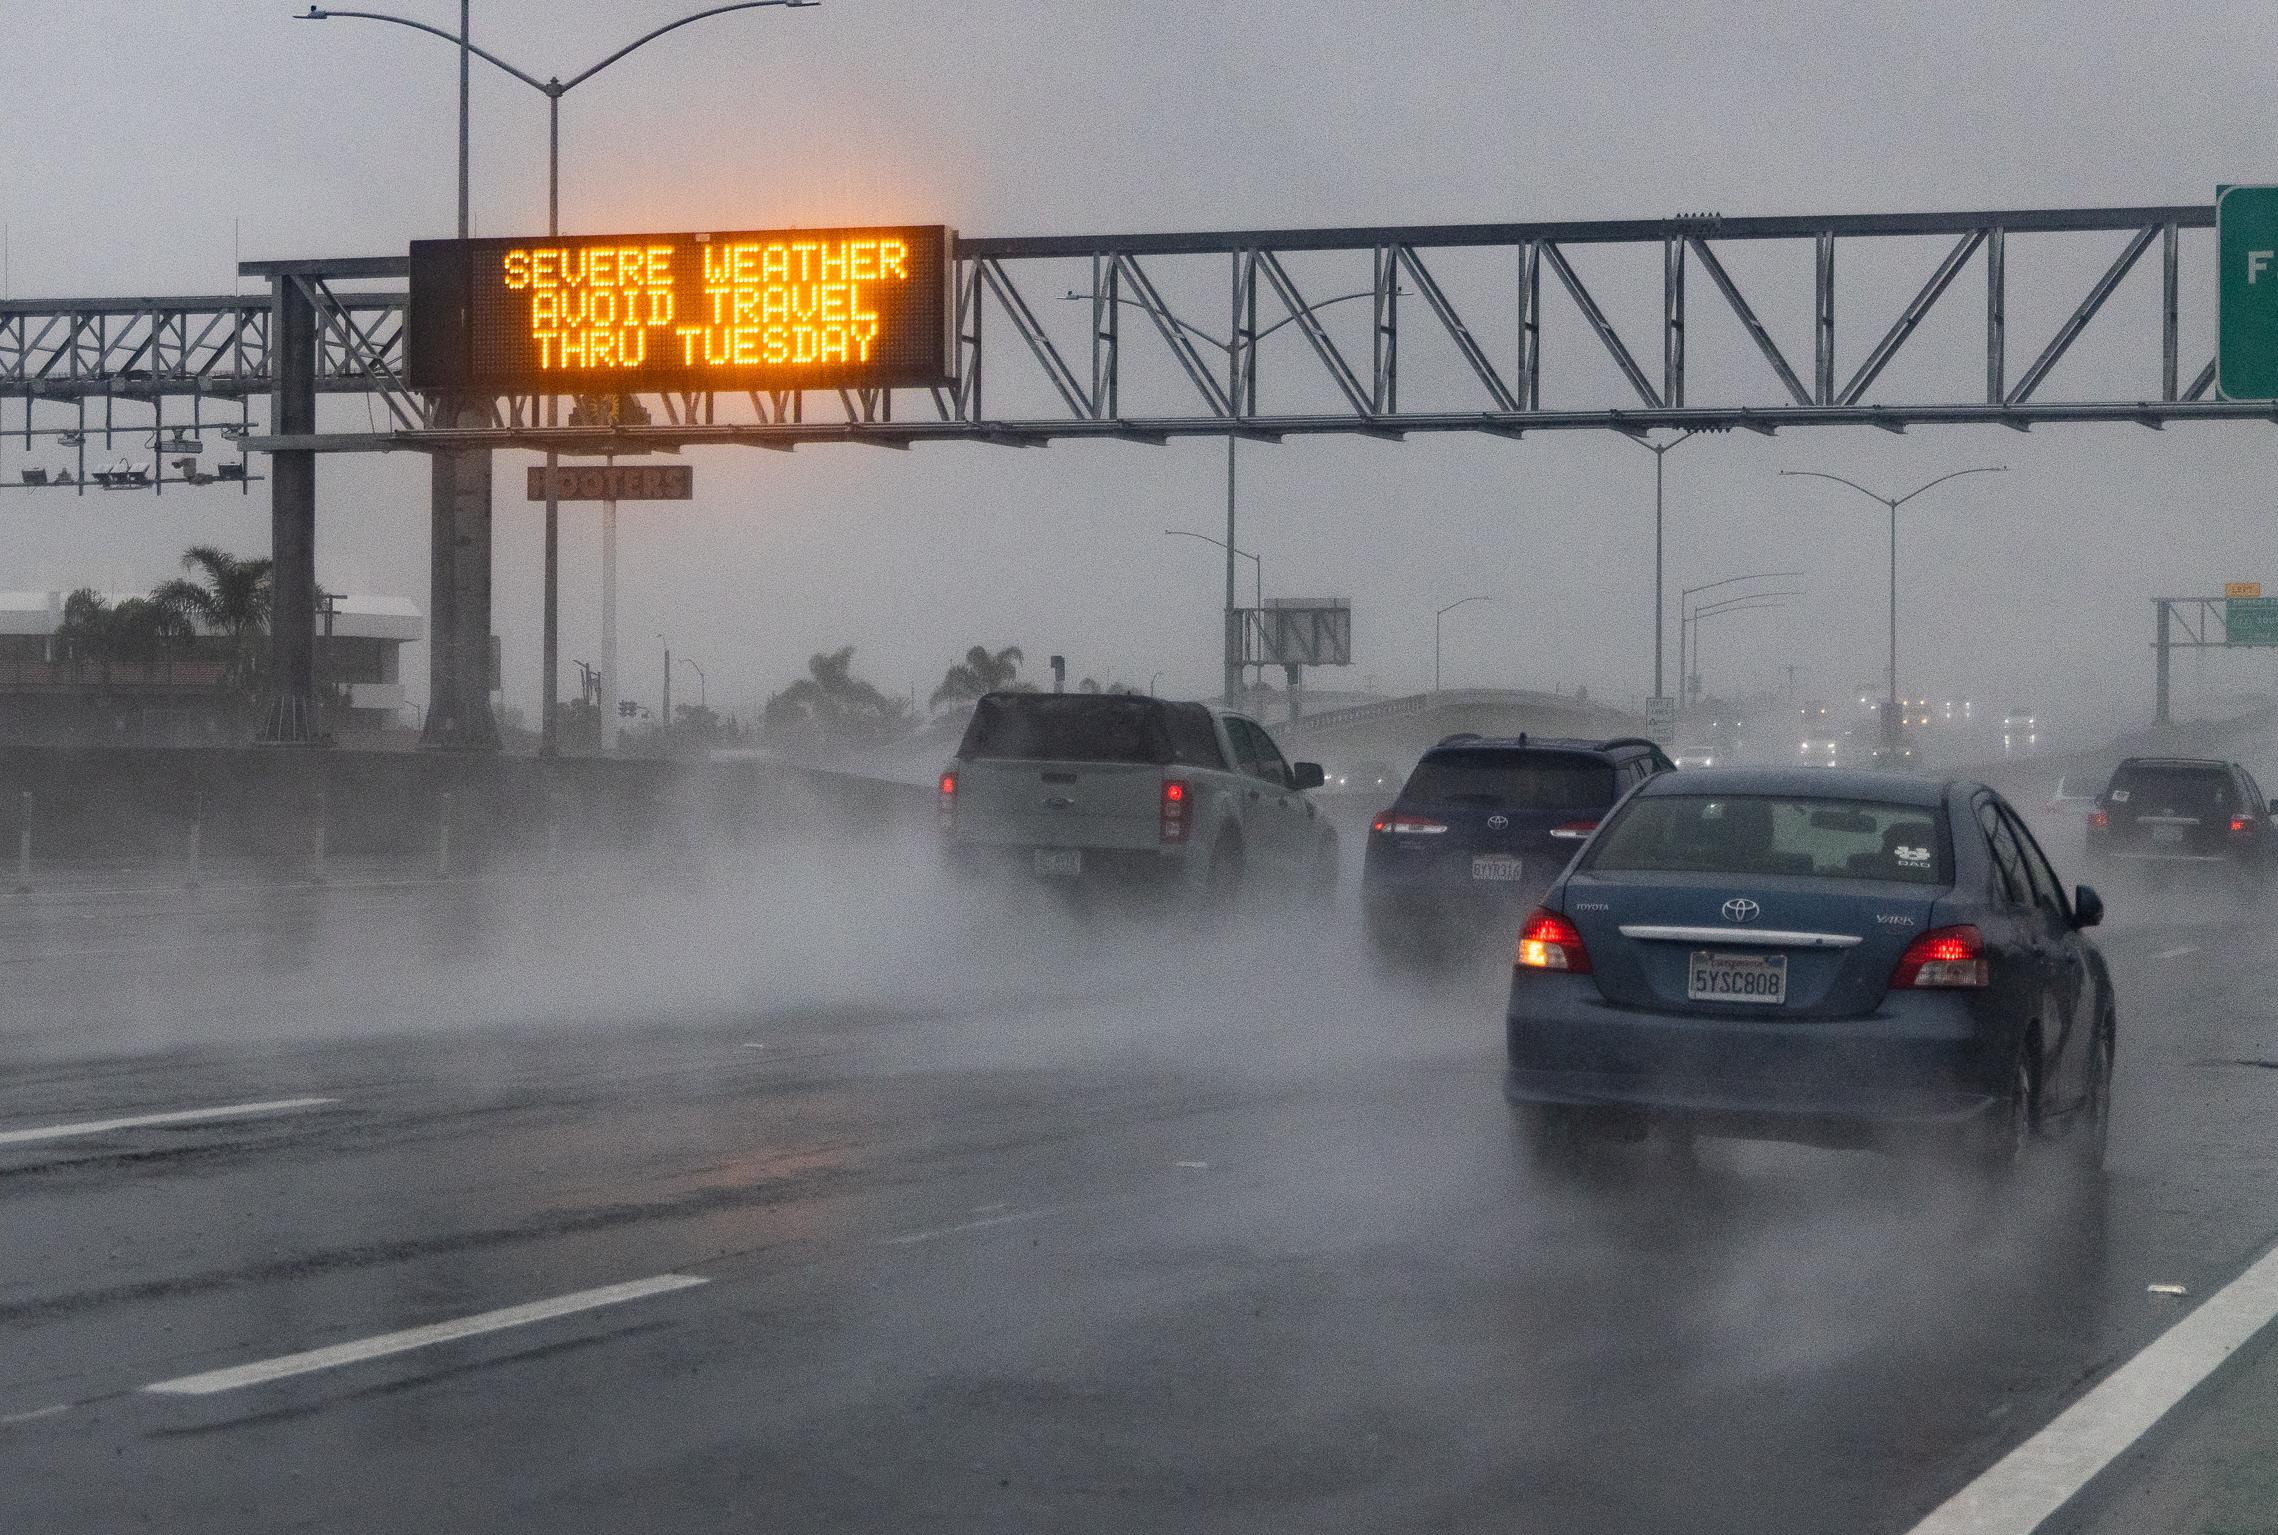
[2151,944,2201,961]
[0,1097,339,1149]
[141,1274,709,1397]
[878,1209,1048,1247]
[1903,1239,2278,1534]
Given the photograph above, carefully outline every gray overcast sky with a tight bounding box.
[5,1,2276,729]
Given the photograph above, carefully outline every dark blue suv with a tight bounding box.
[1362,734,1674,956]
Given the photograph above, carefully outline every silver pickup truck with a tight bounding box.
[939,691,1338,900]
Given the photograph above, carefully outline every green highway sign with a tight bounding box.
[2219,186,2278,399]
[2226,596,2278,646]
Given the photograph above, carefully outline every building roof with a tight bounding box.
[0,591,422,642]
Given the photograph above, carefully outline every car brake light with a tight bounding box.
[1160,778,1190,844]
[937,771,956,828]
[1549,821,1598,840]
[2086,808,2108,830]
[1371,813,1448,835]
[1891,925,1988,989]
[1515,908,1592,974]
[2232,815,2256,835]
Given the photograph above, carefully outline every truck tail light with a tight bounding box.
[1160,779,1190,844]
[1515,908,1592,974]
[1891,925,1988,989]
[937,771,956,829]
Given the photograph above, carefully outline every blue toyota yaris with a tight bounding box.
[1504,768,2116,1172]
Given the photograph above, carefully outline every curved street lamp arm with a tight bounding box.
[1691,597,1796,623]
[1693,593,1801,618]
[1163,528,1260,569]
[1681,569,1805,604]
[1891,465,2008,508]
[300,8,550,93]
[1777,468,1891,507]
[562,0,813,92]
[1437,594,1495,618]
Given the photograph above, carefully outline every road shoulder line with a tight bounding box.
[1904,1239,2278,1534]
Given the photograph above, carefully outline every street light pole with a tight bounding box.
[298,1,815,758]
[1678,569,1804,710]
[1066,284,1392,710]
[1434,595,1494,697]
[1778,466,2006,751]
[1687,594,1801,703]
[679,655,706,711]
[1621,429,1713,705]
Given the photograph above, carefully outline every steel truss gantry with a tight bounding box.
[0,202,2252,459]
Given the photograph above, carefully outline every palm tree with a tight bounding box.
[761,645,915,755]
[929,644,1025,710]
[152,545,272,701]
[56,589,193,682]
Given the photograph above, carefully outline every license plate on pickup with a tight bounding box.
[1471,854,1524,882]
[1032,847,1083,878]
[1688,951,1787,1004]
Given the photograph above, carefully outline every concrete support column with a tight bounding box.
[260,276,323,744]
[421,395,499,751]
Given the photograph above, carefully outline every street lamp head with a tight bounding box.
[299,6,330,17]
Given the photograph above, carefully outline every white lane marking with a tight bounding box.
[878,1210,1046,1247]
[142,1274,708,1397]
[1174,1160,1211,1170]
[0,1404,67,1428]
[2152,944,2200,961]
[1904,1242,2278,1534]
[738,1043,768,1050]
[0,1097,338,1149]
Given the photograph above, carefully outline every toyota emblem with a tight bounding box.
[1487,814,1509,829]
[1721,898,1761,923]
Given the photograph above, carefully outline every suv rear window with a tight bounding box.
[2104,762,2234,816]
[957,694,1173,765]
[1400,749,1617,809]
[1586,793,1952,885]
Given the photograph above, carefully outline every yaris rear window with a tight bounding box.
[1585,794,1951,884]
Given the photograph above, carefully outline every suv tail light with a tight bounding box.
[2086,808,2109,830]
[1370,813,1449,835]
[937,771,956,829]
[1890,925,1988,989]
[1549,821,1598,841]
[1160,779,1190,844]
[1515,908,1592,974]
[2232,814,2258,837]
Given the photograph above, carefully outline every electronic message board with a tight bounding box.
[407,225,954,395]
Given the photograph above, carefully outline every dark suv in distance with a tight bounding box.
[2086,756,2276,891]
[1362,734,1674,956]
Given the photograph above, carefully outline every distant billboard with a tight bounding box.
[1242,599,1353,668]
[407,225,955,394]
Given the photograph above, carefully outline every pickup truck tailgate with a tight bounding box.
[954,759,1166,850]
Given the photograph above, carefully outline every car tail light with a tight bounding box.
[1549,821,1598,841]
[2086,808,2108,830]
[1515,908,1592,974]
[1370,813,1448,835]
[1891,925,1988,989]
[1160,779,1190,844]
[2232,814,2257,836]
[937,771,956,829]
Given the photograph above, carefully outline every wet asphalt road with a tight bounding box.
[2,827,2276,1533]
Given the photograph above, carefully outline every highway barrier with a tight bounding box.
[0,746,931,884]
